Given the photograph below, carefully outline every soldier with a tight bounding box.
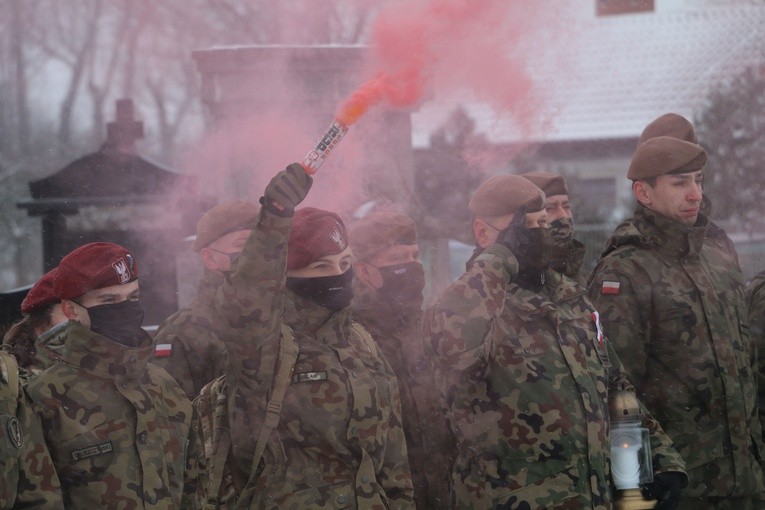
[1,347,64,509]
[423,174,686,509]
[3,268,67,375]
[747,268,765,445]
[521,171,586,282]
[637,112,740,268]
[196,164,414,508]
[350,211,453,508]
[588,136,765,508]
[22,242,205,508]
[153,200,258,398]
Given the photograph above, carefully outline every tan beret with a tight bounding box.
[192,200,259,252]
[520,171,568,197]
[638,113,698,146]
[349,211,417,263]
[469,175,545,218]
[627,136,706,181]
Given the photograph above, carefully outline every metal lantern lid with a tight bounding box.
[609,388,643,423]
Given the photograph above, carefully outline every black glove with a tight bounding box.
[496,206,550,271]
[641,471,686,510]
[260,163,313,217]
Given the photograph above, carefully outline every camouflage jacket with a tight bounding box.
[29,322,68,377]
[23,321,205,509]
[746,270,765,445]
[153,270,228,399]
[423,242,685,509]
[352,284,454,509]
[0,349,64,509]
[207,209,414,509]
[588,205,764,498]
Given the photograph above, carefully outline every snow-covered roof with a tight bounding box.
[412,4,765,147]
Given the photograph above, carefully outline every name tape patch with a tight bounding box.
[293,371,328,383]
[71,441,113,461]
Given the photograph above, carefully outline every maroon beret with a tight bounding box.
[54,243,139,300]
[288,207,349,270]
[349,211,418,263]
[21,268,60,314]
[192,200,259,252]
[638,113,698,146]
[469,175,545,218]
[627,136,706,181]
[520,171,569,197]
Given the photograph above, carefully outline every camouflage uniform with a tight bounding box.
[206,209,414,509]
[23,320,205,509]
[423,242,685,509]
[588,205,765,500]
[1,349,64,509]
[153,270,227,398]
[352,283,453,509]
[746,270,765,446]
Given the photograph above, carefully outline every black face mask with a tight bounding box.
[523,227,553,270]
[286,268,355,311]
[373,261,425,307]
[83,300,146,347]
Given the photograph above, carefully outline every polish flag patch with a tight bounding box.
[600,281,621,295]
[154,343,173,357]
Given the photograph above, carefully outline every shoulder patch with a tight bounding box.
[600,280,621,295]
[6,416,22,449]
[154,343,173,357]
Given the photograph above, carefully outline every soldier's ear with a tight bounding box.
[632,181,651,206]
[60,299,84,322]
[473,218,494,249]
[200,248,219,273]
[355,262,385,289]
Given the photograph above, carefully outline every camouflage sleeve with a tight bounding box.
[587,255,652,385]
[153,322,225,399]
[378,362,416,507]
[214,208,291,392]
[604,341,687,478]
[182,406,207,510]
[424,243,519,373]
[13,389,65,509]
[746,271,765,443]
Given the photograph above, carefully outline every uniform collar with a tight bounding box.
[351,281,420,332]
[58,320,153,378]
[197,269,224,306]
[634,204,708,259]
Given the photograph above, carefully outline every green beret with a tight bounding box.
[469,175,545,218]
[192,200,259,252]
[638,113,698,146]
[349,211,418,263]
[520,171,569,197]
[627,136,706,181]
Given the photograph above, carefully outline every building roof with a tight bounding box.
[411,4,765,147]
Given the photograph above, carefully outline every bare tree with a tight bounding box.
[695,63,765,228]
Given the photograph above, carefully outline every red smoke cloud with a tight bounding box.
[179,1,575,220]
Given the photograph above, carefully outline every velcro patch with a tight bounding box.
[600,281,621,295]
[71,441,113,461]
[154,343,173,357]
[293,371,328,383]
